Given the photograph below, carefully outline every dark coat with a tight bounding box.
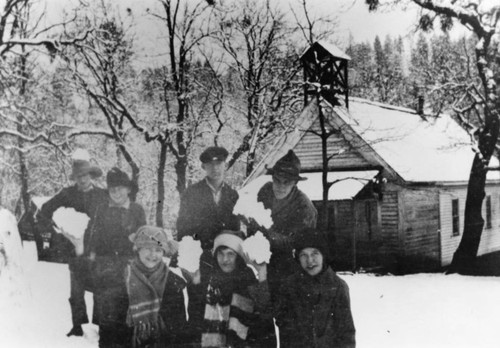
[257,182,318,288]
[37,185,108,260]
[275,267,356,348]
[90,201,147,347]
[159,271,190,347]
[89,202,147,288]
[177,179,239,249]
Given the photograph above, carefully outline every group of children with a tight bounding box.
[40,148,355,348]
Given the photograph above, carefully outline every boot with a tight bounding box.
[66,325,83,337]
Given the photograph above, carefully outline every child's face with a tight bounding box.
[138,246,164,269]
[216,247,237,273]
[298,247,324,276]
[109,185,130,205]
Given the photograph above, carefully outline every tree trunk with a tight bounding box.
[318,99,330,231]
[156,143,168,227]
[449,154,487,274]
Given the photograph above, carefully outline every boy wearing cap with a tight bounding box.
[125,225,187,348]
[256,150,317,297]
[37,149,107,337]
[176,146,240,277]
[87,167,146,347]
[183,230,272,348]
[275,228,355,348]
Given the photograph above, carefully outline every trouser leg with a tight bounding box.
[69,258,89,326]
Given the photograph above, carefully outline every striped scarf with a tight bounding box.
[201,267,256,348]
[125,258,168,348]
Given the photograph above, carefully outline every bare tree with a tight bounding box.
[0,0,91,213]
[212,0,302,175]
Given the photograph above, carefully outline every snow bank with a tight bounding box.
[0,208,29,306]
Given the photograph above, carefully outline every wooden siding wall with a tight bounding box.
[314,200,356,270]
[439,184,500,267]
[294,118,371,171]
[400,189,441,271]
[380,191,400,262]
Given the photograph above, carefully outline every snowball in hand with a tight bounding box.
[242,231,272,264]
[234,188,273,229]
[52,207,90,239]
[177,236,203,273]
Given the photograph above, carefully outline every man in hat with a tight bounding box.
[37,149,108,336]
[176,146,240,278]
[256,149,318,296]
[275,228,355,348]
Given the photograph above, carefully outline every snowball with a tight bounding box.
[71,148,91,161]
[242,231,272,264]
[52,207,90,239]
[177,236,203,273]
[234,187,273,229]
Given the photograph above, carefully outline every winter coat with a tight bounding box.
[177,179,239,250]
[275,267,356,348]
[89,201,147,346]
[125,259,188,348]
[90,201,146,288]
[185,261,273,348]
[257,182,317,289]
[37,184,108,260]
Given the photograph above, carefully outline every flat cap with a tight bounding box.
[200,146,229,163]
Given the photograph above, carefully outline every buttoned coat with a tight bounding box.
[275,267,356,348]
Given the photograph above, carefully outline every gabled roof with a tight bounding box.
[246,97,500,185]
[337,98,499,183]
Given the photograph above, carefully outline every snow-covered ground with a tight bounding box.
[2,241,500,348]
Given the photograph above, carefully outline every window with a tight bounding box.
[452,199,459,236]
[486,195,492,229]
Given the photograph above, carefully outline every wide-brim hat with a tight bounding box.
[200,146,229,163]
[129,225,178,257]
[106,167,133,188]
[266,150,307,181]
[70,160,103,180]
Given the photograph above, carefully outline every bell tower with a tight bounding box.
[300,41,351,108]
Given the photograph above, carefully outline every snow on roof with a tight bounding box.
[300,40,351,61]
[337,98,500,183]
[240,171,379,201]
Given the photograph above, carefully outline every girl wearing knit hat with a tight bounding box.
[183,230,275,348]
[124,226,187,348]
[274,228,356,348]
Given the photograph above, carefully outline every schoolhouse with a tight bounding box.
[242,41,500,273]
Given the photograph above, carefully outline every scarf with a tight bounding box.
[125,258,169,348]
[201,266,257,348]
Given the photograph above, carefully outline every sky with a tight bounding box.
[1,239,500,348]
[41,0,426,51]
